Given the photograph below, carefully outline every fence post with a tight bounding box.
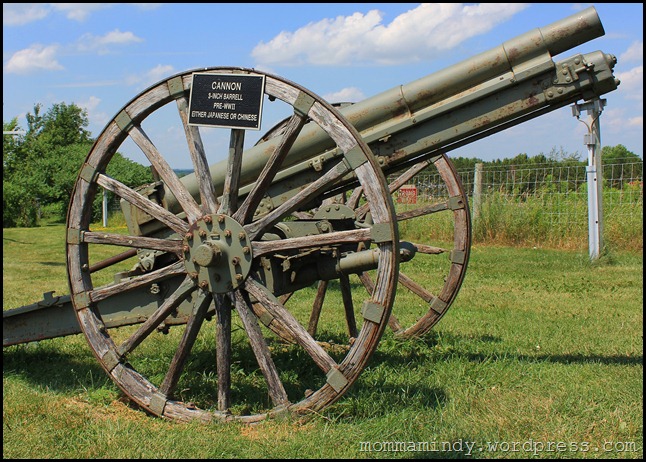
[572,99,605,260]
[102,188,109,228]
[472,163,483,222]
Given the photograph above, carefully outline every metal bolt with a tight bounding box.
[224,229,232,238]
[185,232,193,240]
[199,229,207,237]
[235,274,243,282]
[242,246,250,254]
[231,257,240,266]
[183,245,190,253]
[199,280,209,289]
[189,272,199,279]
[238,232,246,241]
[218,215,225,223]
[203,215,212,223]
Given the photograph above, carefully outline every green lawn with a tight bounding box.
[3,225,643,459]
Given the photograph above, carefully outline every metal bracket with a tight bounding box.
[370,222,393,243]
[167,76,185,97]
[115,110,134,132]
[361,301,385,324]
[430,296,448,314]
[326,367,348,393]
[66,228,84,245]
[149,393,167,416]
[343,145,368,170]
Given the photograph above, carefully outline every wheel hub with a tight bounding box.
[184,214,253,293]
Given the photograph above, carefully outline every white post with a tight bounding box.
[572,99,605,260]
[102,188,109,228]
[472,163,483,222]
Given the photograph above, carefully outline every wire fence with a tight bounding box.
[391,160,643,250]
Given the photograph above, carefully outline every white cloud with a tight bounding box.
[126,64,176,88]
[50,3,112,22]
[3,3,162,25]
[3,44,64,74]
[616,65,643,103]
[323,87,366,104]
[620,41,643,63]
[252,3,529,66]
[76,29,144,54]
[2,3,50,26]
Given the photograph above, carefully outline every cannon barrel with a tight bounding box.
[158,6,618,219]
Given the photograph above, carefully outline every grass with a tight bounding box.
[3,223,643,459]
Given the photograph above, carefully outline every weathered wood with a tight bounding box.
[83,231,182,254]
[234,111,308,224]
[244,159,350,239]
[128,125,203,223]
[339,274,358,339]
[396,201,449,221]
[90,261,186,304]
[234,290,289,407]
[176,95,220,215]
[96,173,188,235]
[116,276,196,356]
[251,228,371,256]
[245,279,338,374]
[218,129,245,215]
[214,294,232,412]
[307,280,328,336]
[159,288,212,396]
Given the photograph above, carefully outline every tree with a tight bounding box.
[3,102,152,226]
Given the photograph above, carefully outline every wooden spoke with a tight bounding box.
[244,279,338,374]
[251,228,371,257]
[90,261,186,304]
[396,200,450,221]
[82,231,182,254]
[411,242,448,255]
[234,111,308,225]
[398,272,436,304]
[233,290,289,407]
[355,159,431,217]
[218,129,245,215]
[159,288,213,397]
[214,294,232,411]
[244,159,351,239]
[339,274,358,339]
[96,173,188,235]
[176,95,219,215]
[128,125,203,223]
[116,276,196,357]
[307,280,328,337]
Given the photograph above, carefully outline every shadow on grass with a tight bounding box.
[3,327,641,421]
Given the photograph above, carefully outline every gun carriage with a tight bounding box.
[3,7,620,423]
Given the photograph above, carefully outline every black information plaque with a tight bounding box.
[188,73,265,130]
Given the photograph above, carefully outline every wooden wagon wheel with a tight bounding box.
[348,154,471,338]
[66,67,399,423]
[256,110,471,340]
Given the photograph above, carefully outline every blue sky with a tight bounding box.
[3,3,643,169]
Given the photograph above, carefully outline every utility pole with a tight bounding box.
[572,98,606,260]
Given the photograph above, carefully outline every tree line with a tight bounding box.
[3,102,642,228]
[3,103,152,227]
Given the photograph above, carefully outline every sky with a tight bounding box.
[3,3,643,169]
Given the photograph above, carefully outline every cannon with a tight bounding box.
[3,7,620,423]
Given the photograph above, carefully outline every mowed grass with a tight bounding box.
[3,224,643,459]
